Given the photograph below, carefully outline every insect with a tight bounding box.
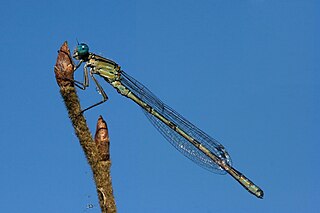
[72,43,264,198]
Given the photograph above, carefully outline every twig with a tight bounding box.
[54,41,117,213]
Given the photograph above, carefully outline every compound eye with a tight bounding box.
[77,43,89,58]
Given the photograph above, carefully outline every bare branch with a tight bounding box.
[54,41,117,213]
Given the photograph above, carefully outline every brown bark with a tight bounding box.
[54,41,116,213]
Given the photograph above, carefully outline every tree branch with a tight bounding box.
[54,41,117,213]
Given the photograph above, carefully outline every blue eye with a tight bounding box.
[73,43,90,60]
[77,43,89,56]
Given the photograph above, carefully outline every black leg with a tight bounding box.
[80,71,108,113]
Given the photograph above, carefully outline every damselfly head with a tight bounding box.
[73,43,89,61]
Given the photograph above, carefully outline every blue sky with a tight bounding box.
[0,0,319,212]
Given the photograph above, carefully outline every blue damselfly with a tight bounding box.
[72,43,264,199]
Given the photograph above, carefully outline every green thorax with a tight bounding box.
[88,53,121,83]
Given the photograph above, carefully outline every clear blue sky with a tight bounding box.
[0,0,319,212]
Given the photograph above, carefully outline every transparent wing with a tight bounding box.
[120,71,232,174]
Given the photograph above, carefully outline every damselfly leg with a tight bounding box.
[81,69,108,113]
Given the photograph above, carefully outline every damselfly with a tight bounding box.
[72,43,264,199]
